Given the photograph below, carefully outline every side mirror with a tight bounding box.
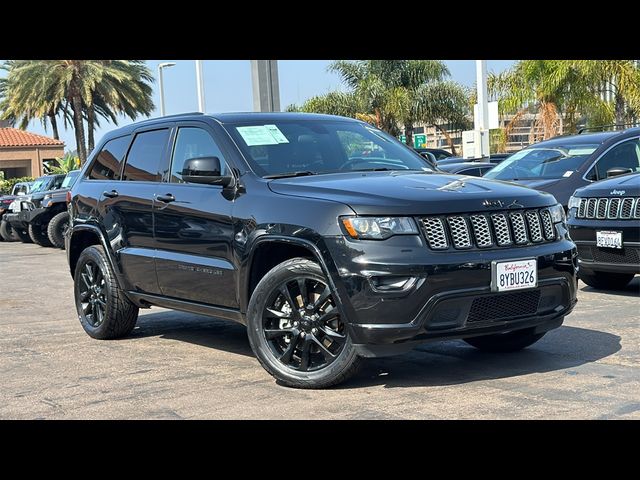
[606,167,633,178]
[181,156,233,186]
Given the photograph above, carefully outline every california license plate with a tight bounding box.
[492,259,537,292]
[596,231,622,249]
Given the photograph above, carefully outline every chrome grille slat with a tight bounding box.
[620,198,634,219]
[421,217,448,250]
[509,212,528,244]
[491,214,512,246]
[596,198,609,219]
[447,216,472,249]
[469,215,493,248]
[586,198,597,218]
[525,210,543,242]
[578,198,587,218]
[540,209,555,240]
[608,198,621,219]
[634,198,640,219]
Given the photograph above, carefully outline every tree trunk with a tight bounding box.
[71,95,87,164]
[48,112,59,140]
[87,103,95,154]
[374,108,382,129]
[404,124,413,148]
[615,91,626,125]
[435,124,456,155]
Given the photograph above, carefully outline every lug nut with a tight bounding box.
[293,321,299,327]
[312,328,318,334]
[300,331,306,337]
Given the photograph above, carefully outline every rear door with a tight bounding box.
[153,122,238,307]
[99,126,172,294]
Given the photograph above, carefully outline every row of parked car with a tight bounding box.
[0,170,79,248]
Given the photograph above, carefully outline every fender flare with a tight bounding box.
[68,224,125,287]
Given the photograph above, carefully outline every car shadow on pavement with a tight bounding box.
[579,276,639,297]
[131,310,254,358]
[342,326,621,389]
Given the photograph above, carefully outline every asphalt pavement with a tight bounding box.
[1,241,638,419]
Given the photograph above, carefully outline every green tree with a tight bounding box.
[45,153,81,174]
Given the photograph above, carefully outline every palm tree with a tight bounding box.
[45,153,80,174]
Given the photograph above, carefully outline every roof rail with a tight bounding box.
[578,123,640,134]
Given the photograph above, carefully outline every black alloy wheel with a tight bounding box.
[262,277,347,372]
[77,260,108,328]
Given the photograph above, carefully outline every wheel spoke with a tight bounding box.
[79,289,91,301]
[80,273,92,291]
[312,286,331,312]
[81,302,91,315]
[311,335,337,361]
[299,338,311,371]
[317,308,340,325]
[318,325,345,340]
[264,328,294,340]
[95,303,104,326]
[84,263,94,284]
[265,308,291,320]
[297,278,308,307]
[279,283,298,310]
[96,298,107,309]
[279,332,300,364]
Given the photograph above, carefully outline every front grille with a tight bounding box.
[585,246,640,265]
[467,290,541,323]
[420,208,556,251]
[577,197,639,220]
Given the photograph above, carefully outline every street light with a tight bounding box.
[158,62,176,116]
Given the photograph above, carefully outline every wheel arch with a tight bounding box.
[68,225,119,281]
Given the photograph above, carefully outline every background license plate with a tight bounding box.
[596,231,622,249]
[493,259,537,292]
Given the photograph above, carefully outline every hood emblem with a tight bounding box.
[610,189,625,196]
[483,199,504,208]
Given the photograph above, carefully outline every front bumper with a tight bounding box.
[568,217,640,274]
[3,207,48,228]
[321,230,577,356]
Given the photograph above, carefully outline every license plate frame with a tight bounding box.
[491,258,538,292]
[596,230,623,249]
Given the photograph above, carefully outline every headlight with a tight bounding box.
[549,203,566,223]
[341,216,418,240]
[567,196,581,211]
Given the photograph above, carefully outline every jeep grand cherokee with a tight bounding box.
[66,113,578,388]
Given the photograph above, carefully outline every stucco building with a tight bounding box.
[0,126,65,179]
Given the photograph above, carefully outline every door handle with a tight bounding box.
[156,194,176,203]
[103,190,119,198]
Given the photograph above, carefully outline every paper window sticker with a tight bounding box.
[563,170,573,177]
[236,126,279,146]
[263,124,290,143]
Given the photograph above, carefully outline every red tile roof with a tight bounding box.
[0,128,64,147]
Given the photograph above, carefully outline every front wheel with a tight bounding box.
[579,271,634,290]
[464,328,545,352]
[246,258,362,389]
[47,211,70,249]
[28,222,52,247]
[0,220,19,241]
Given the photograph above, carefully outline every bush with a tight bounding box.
[0,176,35,195]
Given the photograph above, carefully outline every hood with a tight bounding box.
[29,186,70,201]
[574,173,640,197]
[267,171,557,215]
[509,178,562,190]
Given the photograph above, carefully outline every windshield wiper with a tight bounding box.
[263,171,318,179]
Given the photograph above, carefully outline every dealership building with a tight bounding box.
[0,122,64,179]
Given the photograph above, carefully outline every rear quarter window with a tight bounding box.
[87,135,131,180]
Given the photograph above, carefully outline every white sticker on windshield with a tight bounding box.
[563,170,574,177]
[236,126,278,146]
[264,124,289,144]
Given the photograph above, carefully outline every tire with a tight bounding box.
[74,245,139,339]
[579,271,634,290]
[247,257,362,389]
[464,327,545,352]
[47,211,70,249]
[15,227,32,243]
[28,222,52,247]
[0,220,19,241]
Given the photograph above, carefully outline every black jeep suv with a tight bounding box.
[66,112,578,388]
[567,172,639,289]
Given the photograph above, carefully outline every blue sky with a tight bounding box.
[4,60,515,151]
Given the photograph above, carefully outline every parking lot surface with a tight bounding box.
[1,242,638,419]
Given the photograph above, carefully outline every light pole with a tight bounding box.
[195,60,206,113]
[475,60,490,159]
[158,62,176,116]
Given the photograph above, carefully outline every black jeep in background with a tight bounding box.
[66,112,577,388]
[567,172,640,289]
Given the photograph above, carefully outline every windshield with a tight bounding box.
[61,171,79,189]
[29,178,51,193]
[484,144,599,180]
[226,119,433,178]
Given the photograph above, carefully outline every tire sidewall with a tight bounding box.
[48,211,69,248]
[74,246,113,338]
[246,258,358,387]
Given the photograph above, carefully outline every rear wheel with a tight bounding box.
[464,328,545,352]
[0,220,19,241]
[15,227,32,243]
[47,211,70,249]
[247,258,362,389]
[74,245,139,339]
[28,222,52,247]
[579,271,634,290]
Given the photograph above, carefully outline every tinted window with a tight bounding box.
[123,129,169,182]
[50,176,65,190]
[61,171,79,189]
[591,138,640,180]
[226,120,432,177]
[169,127,228,183]
[88,136,130,180]
[459,167,481,176]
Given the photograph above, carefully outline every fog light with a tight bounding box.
[370,275,415,292]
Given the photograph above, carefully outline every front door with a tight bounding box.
[153,125,237,307]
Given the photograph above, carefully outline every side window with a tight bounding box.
[592,138,640,180]
[170,127,229,183]
[123,129,170,182]
[52,176,65,189]
[88,136,130,180]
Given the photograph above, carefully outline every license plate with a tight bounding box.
[596,231,622,249]
[492,259,537,292]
